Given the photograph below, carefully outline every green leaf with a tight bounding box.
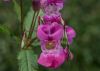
[32,40,40,47]
[24,8,44,37]
[18,49,38,71]
[24,8,34,34]
[13,0,21,21]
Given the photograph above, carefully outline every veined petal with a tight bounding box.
[37,23,64,41]
[38,47,66,68]
[37,24,49,40]
[50,22,64,40]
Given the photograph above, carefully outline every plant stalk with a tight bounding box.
[20,0,24,37]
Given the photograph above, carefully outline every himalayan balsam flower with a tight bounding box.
[40,0,64,15]
[65,26,76,45]
[37,23,69,68]
[37,0,76,68]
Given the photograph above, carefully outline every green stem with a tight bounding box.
[26,37,37,48]
[63,20,70,59]
[20,0,24,37]
[33,11,40,30]
[28,11,40,39]
[28,12,36,39]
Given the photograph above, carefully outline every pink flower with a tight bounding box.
[36,0,76,68]
[65,26,76,44]
[37,23,68,68]
[40,0,64,15]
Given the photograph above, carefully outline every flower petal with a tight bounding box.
[38,48,66,68]
[37,24,49,40]
[66,26,76,38]
[50,22,64,40]
[65,26,76,44]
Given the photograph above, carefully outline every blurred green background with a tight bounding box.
[0,0,100,71]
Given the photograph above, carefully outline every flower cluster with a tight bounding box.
[37,0,76,68]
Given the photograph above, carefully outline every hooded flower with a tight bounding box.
[65,26,76,44]
[40,0,64,15]
[37,23,67,68]
[36,0,76,68]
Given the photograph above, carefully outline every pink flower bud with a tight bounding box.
[32,0,40,11]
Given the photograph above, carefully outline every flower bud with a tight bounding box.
[32,0,40,11]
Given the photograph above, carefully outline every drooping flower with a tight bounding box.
[36,0,76,68]
[40,0,64,15]
[65,26,76,45]
[37,23,67,68]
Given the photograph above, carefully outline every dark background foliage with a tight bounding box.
[0,0,100,71]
